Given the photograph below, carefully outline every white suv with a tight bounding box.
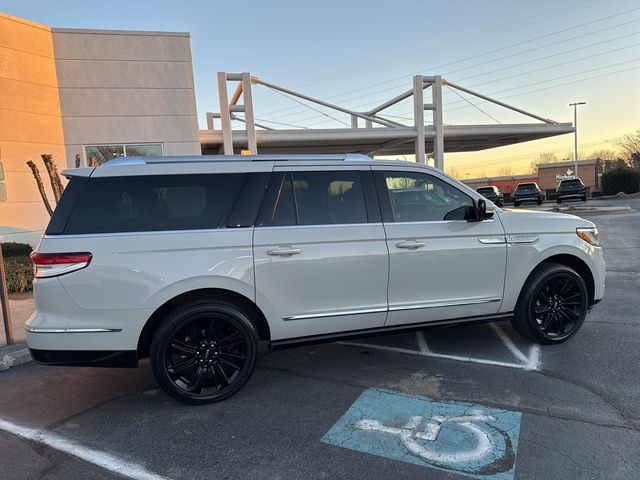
[26,154,605,404]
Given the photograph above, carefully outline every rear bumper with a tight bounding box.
[29,348,138,368]
[557,192,586,199]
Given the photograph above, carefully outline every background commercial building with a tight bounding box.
[463,159,598,199]
[0,13,200,244]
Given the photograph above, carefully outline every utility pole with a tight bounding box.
[569,102,586,178]
[0,244,14,345]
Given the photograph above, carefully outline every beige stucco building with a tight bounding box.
[0,13,200,245]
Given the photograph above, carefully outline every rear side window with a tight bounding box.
[258,171,370,226]
[46,177,88,234]
[64,174,246,234]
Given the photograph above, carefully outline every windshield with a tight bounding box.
[559,179,583,186]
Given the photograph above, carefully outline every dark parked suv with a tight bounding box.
[556,178,587,203]
[476,186,504,207]
[513,182,543,207]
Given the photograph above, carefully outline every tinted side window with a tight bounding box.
[293,171,367,225]
[257,171,369,226]
[382,171,474,222]
[46,177,88,234]
[64,174,245,234]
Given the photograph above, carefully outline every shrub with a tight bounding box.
[4,258,33,293]
[1,242,33,258]
[601,168,640,195]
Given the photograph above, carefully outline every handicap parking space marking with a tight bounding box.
[322,388,521,480]
[341,323,541,371]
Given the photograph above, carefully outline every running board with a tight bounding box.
[270,312,514,350]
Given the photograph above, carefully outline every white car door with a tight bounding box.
[253,166,389,341]
[373,167,507,326]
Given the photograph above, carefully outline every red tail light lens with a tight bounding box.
[30,252,92,277]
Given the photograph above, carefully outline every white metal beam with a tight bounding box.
[413,75,426,164]
[217,72,234,155]
[433,75,444,170]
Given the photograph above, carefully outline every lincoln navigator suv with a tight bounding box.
[26,154,605,404]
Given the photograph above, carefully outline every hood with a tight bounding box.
[497,208,594,234]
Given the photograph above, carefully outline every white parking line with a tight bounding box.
[341,323,543,372]
[341,341,539,371]
[0,417,171,480]
[489,323,532,365]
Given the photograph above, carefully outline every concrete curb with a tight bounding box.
[0,342,32,372]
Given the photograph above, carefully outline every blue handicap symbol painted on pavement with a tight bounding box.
[322,388,521,480]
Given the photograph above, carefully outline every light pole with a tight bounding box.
[569,101,586,178]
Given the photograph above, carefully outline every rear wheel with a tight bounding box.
[514,201,521,207]
[537,197,543,205]
[511,263,589,344]
[582,195,587,202]
[150,300,259,404]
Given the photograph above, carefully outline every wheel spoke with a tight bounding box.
[541,312,554,330]
[559,278,573,296]
[169,358,196,378]
[219,355,243,372]
[538,290,551,304]
[207,318,223,341]
[219,331,243,347]
[221,351,246,361]
[186,324,203,343]
[213,364,229,389]
[563,292,582,303]
[168,339,195,357]
[562,307,580,321]
[558,310,575,333]
[187,365,207,393]
[534,304,551,316]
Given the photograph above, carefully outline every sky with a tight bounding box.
[2,0,639,177]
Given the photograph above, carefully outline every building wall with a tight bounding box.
[0,14,65,245]
[51,27,201,166]
[537,161,597,192]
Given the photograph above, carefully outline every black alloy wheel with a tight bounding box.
[151,300,259,404]
[512,263,588,344]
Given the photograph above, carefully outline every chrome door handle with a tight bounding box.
[395,240,426,250]
[267,246,302,256]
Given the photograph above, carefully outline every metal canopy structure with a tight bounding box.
[200,72,574,170]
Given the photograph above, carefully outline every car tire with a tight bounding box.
[511,263,589,344]
[514,201,520,207]
[582,195,587,202]
[537,198,543,205]
[556,198,561,204]
[150,299,259,404]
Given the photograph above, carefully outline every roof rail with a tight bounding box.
[102,153,373,167]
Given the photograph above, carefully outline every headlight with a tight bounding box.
[577,227,599,246]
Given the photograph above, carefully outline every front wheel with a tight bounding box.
[511,263,589,344]
[150,300,259,404]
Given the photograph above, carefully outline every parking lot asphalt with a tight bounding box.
[1,198,639,480]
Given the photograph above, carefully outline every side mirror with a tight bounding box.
[468,199,494,222]
[477,199,487,220]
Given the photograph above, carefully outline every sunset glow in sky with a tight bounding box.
[2,0,639,177]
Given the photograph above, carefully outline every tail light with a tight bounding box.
[30,252,92,278]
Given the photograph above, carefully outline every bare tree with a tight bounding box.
[590,149,618,162]
[26,154,66,217]
[446,167,460,179]
[617,129,640,160]
[530,152,558,173]
[497,166,514,177]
